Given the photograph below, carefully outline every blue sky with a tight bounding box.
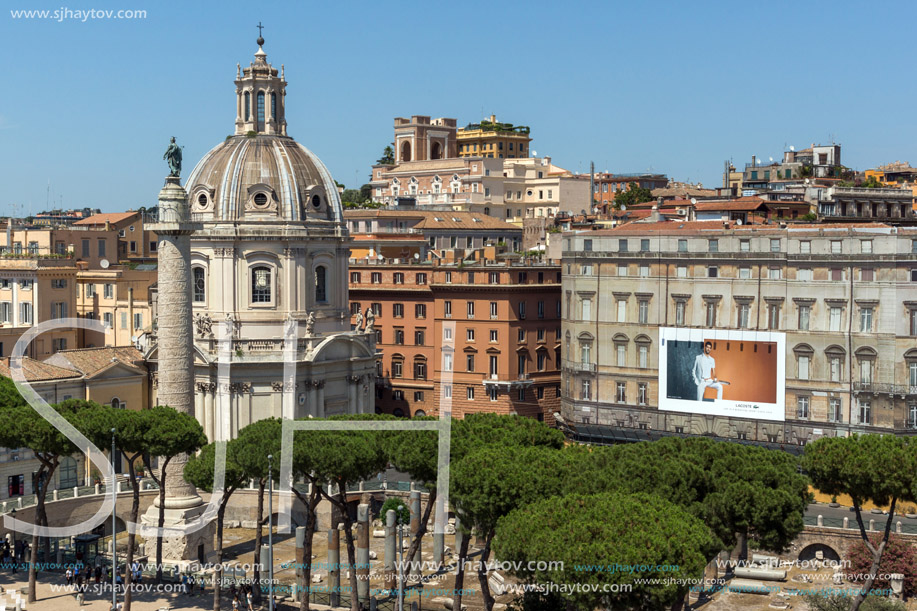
[2,0,916,215]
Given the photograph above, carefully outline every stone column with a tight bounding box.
[204,388,215,442]
[433,526,444,569]
[317,382,325,417]
[409,490,422,581]
[384,510,396,594]
[141,175,212,563]
[356,502,370,603]
[152,176,200,504]
[454,515,464,563]
[294,526,306,583]
[328,527,341,608]
[194,388,205,431]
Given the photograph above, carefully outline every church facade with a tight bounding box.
[144,40,377,441]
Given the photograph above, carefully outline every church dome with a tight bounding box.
[184,135,343,223]
[183,40,343,224]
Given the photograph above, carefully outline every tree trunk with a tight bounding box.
[476,533,495,611]
[405,488,436,581]
[294,482,322,611]
[848,498,897,611]
[252,478,265,604]
[123,454,142,611]
[337,487,361,611]
[155,456,172,584]
[452,526,471,611]
[734,531,748,564]
[28,461,55,603]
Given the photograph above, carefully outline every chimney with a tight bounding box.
[490,114,496,122]
[751,155,756,168]
[104,220,111,231]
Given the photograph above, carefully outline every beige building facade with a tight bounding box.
[75,266,156,347]
[561,221,917,447]
[0,258,79,358]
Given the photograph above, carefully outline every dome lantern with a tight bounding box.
[234,32,286,137]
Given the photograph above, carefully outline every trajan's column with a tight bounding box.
[143,139,213,564]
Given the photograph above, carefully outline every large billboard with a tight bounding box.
[657,327,785,422]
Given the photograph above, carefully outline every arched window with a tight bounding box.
[315,266,327,303]
[192,267,206,303]
[252,266,272,303]
[244,91,250,120]
[401,141,412,162]
[431,141,442,160]
[256,91,265,126]
[270,93,276,119]
[111,398,123,409]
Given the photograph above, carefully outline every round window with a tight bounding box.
[527,190,533,196]
[414,409,427,418]
[254,193,268,206]
[311,194,321,208]
[198,193,208,206]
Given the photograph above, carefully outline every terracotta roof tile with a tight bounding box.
[47,346,146,376]
[73,212,138,226]
[0,357,82,382]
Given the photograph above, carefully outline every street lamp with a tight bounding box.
[111,427,117,611]
[267,454,274,611]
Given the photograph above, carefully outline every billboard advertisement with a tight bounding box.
[657,327,785,422]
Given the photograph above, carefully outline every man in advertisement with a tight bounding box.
[692,341,723,402]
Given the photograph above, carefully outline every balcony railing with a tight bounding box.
[853,382,917,395]
[562,360,596,373]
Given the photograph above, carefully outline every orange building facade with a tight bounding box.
[349,261,562,423]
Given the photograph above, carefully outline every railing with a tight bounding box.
[853,382,917,395]
[562,360,596,373]
[0,478,158,515]
[354,227,423,235]
[832,187,915,198]
[804,514,917,536]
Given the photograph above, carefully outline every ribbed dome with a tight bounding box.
[184,134,343,223]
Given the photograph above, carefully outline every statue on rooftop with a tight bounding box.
[163,137,183,177]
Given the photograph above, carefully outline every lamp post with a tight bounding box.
[111,427,117,611]
[267,454,274,611]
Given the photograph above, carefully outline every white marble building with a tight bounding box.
[145,39,376,441]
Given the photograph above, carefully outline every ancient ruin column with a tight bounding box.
[454,515,464,562]
[141,174,211,563]
[433,527,444,568]
[384,510,396,594]
[328,526,341,607]
[295,526,306,599]
[409,490,422,581]
[356,502,370,603]
[150,176,200,503]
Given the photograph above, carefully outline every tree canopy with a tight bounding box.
[613,182,654,209]
[494,492,720,611]
[804,435,917,611]
[377,145,395,165]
